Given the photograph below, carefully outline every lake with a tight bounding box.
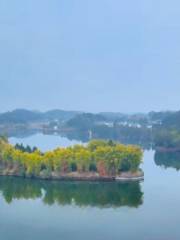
[1,134,180,239]
[9,133,83,152]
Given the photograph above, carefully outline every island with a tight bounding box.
[0,137,144,181]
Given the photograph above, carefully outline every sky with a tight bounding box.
[0,0,180,113]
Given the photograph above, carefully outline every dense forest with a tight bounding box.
[0,137,143,180]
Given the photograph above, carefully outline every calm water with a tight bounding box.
[2,135,180,240]
[9,133,83,151]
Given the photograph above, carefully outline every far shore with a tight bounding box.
[155,147,180,153]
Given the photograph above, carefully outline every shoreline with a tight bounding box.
[0,170,144,182]
[155,146,180,153]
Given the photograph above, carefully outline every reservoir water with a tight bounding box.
[2,134,180,239]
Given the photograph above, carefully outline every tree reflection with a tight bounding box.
[0,177,143,208]
[154,151,180,170]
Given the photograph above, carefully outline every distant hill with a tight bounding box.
[0,109,178,128]
[148,111,174,123]
[100,112,127,121]
[0,109,81,124]
[161,111,180,129]
[0,109,43,124]
[43,109,82,121]
[66,113,106,130]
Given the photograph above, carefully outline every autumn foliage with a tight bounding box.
[0,138,143,178]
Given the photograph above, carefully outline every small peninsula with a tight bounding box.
[0,137,143,181]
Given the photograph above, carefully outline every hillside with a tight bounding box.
[0,109,81,124]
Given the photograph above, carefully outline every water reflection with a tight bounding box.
[0,127,39,138]
[0,177,143,208]
[2,127,153,150]
[154,151,180,170]
[51,130,152,150]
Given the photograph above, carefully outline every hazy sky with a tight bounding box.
[0,0,180,113]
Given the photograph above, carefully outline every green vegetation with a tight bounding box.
[15,143,38,153]
[0,138,143,179]
[154,128,180,149]
[0,109,80,124]
[1,109,178,151]
[152,111,180,151]
[66,113,106,131]
[153,112,180,150]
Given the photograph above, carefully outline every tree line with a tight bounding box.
[0,138,143,178]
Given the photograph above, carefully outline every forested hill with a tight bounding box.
[1,109,180,150]
[161,111,180,129]
[0,108,178,128]
[0,109,176,124]
[0,109,81,124]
